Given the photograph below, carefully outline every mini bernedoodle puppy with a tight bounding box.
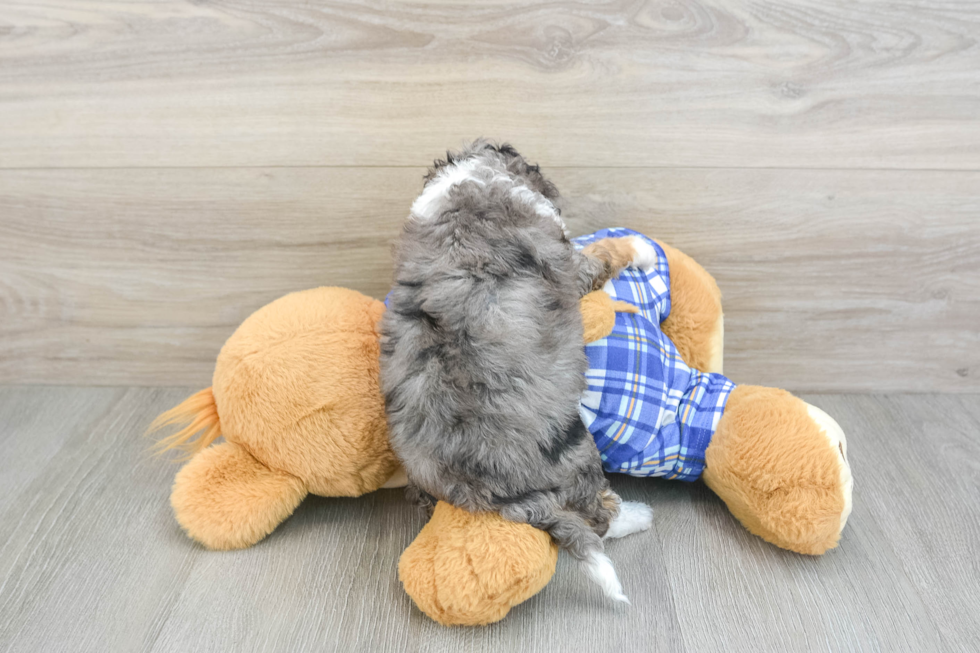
[380,140,655,603]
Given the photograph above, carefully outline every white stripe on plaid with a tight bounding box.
[575,228,735,481]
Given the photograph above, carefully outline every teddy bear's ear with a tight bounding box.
[171,441,308,550]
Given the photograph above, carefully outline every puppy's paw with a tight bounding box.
[625,235,658,273]
[405,482,438,516]
[604,501,654,539]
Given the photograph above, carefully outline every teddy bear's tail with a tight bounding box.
[147,387,221,458]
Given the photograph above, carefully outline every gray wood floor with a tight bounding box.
[1,387,977,653]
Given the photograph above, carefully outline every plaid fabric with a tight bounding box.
[574,228,735,481]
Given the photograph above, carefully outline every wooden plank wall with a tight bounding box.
[1,0,978,391]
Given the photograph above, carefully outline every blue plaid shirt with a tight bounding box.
[573,228,734,481]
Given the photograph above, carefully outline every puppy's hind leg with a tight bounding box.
[604,500,654,540]
[597,488,654,540]
[405,479,438,517]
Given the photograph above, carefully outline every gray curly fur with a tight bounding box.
[379,139,619,561]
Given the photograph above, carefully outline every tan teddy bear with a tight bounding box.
[151,240,851,626]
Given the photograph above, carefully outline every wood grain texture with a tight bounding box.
[0,0,979,169]
[0,388,199,653]
[815,394,980,653]
[1,388,979,652]
[651,393,957,653]
[2,167,977,391]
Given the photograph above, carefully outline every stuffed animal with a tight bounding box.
[149,287,404,550]
[151,230,852,626]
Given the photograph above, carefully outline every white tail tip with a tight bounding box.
[583,551,630,604]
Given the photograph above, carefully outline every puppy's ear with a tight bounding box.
[424,145,468,183]
[493,142,520,158]
[493,142,559,200]
[423,154,451,183]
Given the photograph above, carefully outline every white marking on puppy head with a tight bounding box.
[410,158,485,220]
[509,185,569,236]
[409,157,568,236]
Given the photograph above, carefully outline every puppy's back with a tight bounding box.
[380,146,592,507]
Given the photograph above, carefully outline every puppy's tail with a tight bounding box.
[583,548,630,605]
[535,507,629,604]
[146,387,221,459]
